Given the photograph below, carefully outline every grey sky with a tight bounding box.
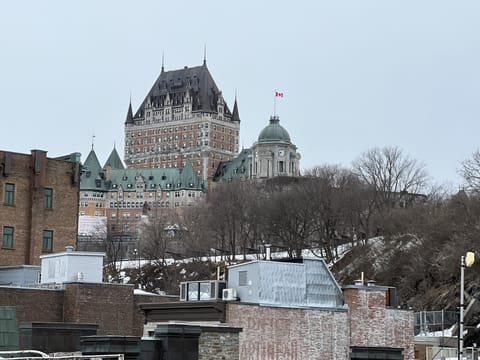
[1,1,479,188]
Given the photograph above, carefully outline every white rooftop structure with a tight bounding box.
[39,246,105,284]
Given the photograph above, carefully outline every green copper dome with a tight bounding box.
[258,116,291,142]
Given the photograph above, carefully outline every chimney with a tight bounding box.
[265,244,271,260]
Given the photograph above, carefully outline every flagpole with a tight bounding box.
[274,89,276,117]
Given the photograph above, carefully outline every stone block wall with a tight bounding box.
[198,329,240,360]
[226,303,349,360]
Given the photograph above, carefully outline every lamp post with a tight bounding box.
[459,251,475,360]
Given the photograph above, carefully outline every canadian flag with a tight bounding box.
[275,91,284,97]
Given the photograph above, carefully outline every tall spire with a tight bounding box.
[203,44,207,66]
[161,51,165,73]
[125,99,134,124]
[232,92,240,123]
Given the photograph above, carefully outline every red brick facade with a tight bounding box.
[0,283,168,336]
[226,303,350,360]
[0,150,80,265]
[343,286,415,360]
[223,287,415,360]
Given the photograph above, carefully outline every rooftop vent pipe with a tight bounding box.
[265,244,271,260]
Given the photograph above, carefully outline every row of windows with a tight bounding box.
[126,123,238,139]
[2,226,53,252]
[3,184,53,209]
[126,133,235,147]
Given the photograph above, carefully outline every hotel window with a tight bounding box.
[44,188,53,209]
[2,226,14,248]
[4,183,14,205]
[42,230,53,252]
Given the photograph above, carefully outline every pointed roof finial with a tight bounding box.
[203,44,207,66]
[161,51,165,73]
[125,99,134,124]
[113,140,116,149]
[91,134,95,150]
[232,91,240,123]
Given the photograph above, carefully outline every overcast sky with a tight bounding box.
[1,1,479,189]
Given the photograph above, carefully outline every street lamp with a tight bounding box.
[459,251,475,360]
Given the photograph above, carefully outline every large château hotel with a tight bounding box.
[124,59,241,181]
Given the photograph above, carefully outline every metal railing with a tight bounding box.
[415,310,457,336]
[0,351,124,360]
[427,346,479,360]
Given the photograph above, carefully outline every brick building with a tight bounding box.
[140,258,414,360]
[124,59,240,182]
[78,146,206,251]
[0,149,81,266]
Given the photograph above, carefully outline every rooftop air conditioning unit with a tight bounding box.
[222,288,237,301]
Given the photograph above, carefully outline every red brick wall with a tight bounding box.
[0,287,64,322]
[226,303,349,360]
[0,284,172,337]
[343,287,415,360]
[0,150,79,266]
[63,283,136,336]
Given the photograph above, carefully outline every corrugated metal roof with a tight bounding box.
[227,258,344,309]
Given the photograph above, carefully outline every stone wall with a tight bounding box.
[343,286,415,360]
[198,329,240,360]
[226,303,349,360]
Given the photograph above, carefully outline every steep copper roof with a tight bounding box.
[258,116,291,143]
[104,147,125,170]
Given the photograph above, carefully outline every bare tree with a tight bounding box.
[303,165,365,260]
[352,146,429,211]
[460,150,480,192]
[181,202,215,260]
[139,210,181,266]
[262,182,316,258]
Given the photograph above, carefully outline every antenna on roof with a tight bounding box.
[161,51,165,73]
[203,44,207,66]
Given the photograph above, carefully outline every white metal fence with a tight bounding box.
[0,351,124,360]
